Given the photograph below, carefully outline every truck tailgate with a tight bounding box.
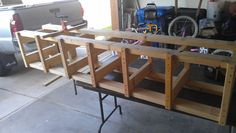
[17,0,84,30]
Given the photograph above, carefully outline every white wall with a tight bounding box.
[80,0,111,29]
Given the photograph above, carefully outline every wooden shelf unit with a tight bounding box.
[16,24,236,125]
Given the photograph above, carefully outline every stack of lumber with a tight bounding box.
[16,23,236,125]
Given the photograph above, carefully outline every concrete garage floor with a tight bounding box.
[0,54,234,133]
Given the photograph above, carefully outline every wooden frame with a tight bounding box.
[16,24,236,125]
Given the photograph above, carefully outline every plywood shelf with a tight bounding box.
[29,62,44,71]
[133,88,165,106]
[174,98,220,121]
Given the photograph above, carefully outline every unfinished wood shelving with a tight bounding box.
[16,24,236,125]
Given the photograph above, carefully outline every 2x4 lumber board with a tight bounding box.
[43,76,62,87]
[68,56,88,76]
[72,73,92,84]
[132,88,165,106]
[174,98,220,121]
[146,34,236,51]
[58,39,70,78]
[129,62,152,87]
[19,30,48,38]
[42,31,67,39]
[16,32,28,67]
[15,35,35,44]
[97,51,113,61]
[86,43,98,87]
[92,48,104,67]
[177,46,188,52]
[95,57,121,82]
[78,29,146,41]
[68,22,88,31]
[110,43,171,59]
[121,48,132,97]
[48,67,65,77]
[147,70,224,97]
[147,71,166,83]
[110,0,119,30]
[71,73,124,94]
[148,71,223,96]
[114,66,143,77]
[29,62,44,71]
[44,53,61,68]
[98,80,124,94]
[47,34,235,66]
[79,66,90,74]
[47,35,112,50]
[67,49,77,63]
[42,44,59,57]
[77,52,112,74]
[42,24,66,31]
[165,54,173,110]
[25,51,40,64]
[35,36,48,73]
[219,64,236,125]
[130,54,140,62]
[78,29,236,51]
[186,80,223,96]
[173,63,190,99]
[177,51,230,68]
[42,23,87,32]
[80,34,95,39]
[44,34,235,66]
[19,29,68,40]
[147,71,179,83]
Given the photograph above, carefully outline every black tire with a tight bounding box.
[0,64,12,76]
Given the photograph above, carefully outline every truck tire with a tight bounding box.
[0,63,12,76]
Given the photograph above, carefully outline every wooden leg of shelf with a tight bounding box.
[86,43,98,87]
[165,54,173,110]
[121,48,132,97]
[35,36,48,73]
[219,64,235,125]
[16,32,28,67]
[58,40,70,78]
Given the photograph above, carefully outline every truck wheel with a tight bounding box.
[0,64,12,76]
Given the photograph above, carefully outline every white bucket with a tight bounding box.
[207,1,220,21]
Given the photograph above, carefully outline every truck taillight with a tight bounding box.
[10,13,24,36]
[80,3,84,17]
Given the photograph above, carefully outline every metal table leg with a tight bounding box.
[98,92,122,133]
[73,80,78,95]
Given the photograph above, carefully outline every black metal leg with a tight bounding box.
[98,92,122,133]
[114,96,122,115]
[229,126,234,133]
[99,93,105,122]
[73,80,78,95]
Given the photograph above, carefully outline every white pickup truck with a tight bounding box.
[0,0,86,76]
